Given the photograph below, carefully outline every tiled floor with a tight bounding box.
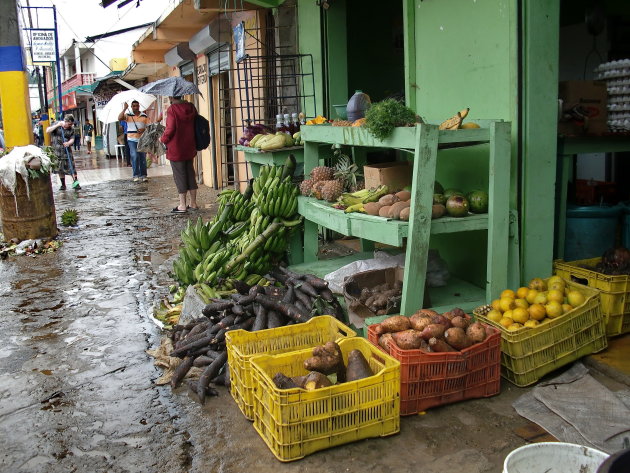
[60,148,172,186]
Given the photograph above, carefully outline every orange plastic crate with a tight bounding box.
[367,318,501,415]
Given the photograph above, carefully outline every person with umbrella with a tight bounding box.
[117,100,161,182]
[46,114,81,190]
[160,96,199,213]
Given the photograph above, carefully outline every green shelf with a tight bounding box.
[299,197,489,246]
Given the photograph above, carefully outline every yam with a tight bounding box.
[415,309,440,318]
[364,202,383,216]
[304,341,346,382]
[373,315,411,335]
[444,327,473,350]
[409,313,432,332]
[273,373,299,389]
[346,349,373,382]
[304,371,333,391]
[450,315,470,330]
[399,207,410,221]
[387,201,411,219]
[392,330,425,350]
[429,337,457,352]
[419,323,447,341]
[431,314,452,327]
[395,190,411,202]
[443,307,466,320]
[379,205,392,217]
[432,204,446,219]
[378,333,395,351]
[378,194,398,206]
[466,322,488,344]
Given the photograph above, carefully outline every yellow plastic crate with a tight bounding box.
[250,337,400,462]
[554,258,630,336]
[225,316,355,421]
[474,279,607,387]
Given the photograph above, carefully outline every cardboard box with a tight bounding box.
[558,80,608,136]
[363,162,412,191]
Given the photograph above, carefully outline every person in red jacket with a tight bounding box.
[160,96,199,213]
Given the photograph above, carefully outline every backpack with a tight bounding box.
[194,114,210,151]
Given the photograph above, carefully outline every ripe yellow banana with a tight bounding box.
[439,108,470,130]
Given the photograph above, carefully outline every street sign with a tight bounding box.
[30,30,56,62]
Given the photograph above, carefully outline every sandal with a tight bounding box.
[171,207,187,214]
[187,206,199,211]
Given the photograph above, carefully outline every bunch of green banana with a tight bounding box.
[339,185,390,207]
[256,180,299,218]
[292,131,304,146]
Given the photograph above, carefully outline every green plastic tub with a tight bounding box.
[565,204,622,262]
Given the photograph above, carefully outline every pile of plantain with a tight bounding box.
[171,155,302,294]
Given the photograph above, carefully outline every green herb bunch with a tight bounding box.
[364,99,418,140]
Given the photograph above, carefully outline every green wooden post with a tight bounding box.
[521,0,560,281]
[325,0,348,114]
[403,0,416,111]
[487,121,511,300]
[302,140,321,262]
[556,152,571,260]
[401,124,439,315]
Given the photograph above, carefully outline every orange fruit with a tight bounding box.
[545,300,563,318]
[501,289,516,299]
[528,277,547,291]
[528,303,546,321]
[511,307,529,324]
[514,298,529,310]
[533,292,548,305]
[487,309,503,323]
[567,290,586,307]
[499,316,514,328]
[524,319,540,328]
[562,303,574,314]
[507,323,523,332]
[547,289,564,303]
[503,310,513,321]
[499,297,516,312]
[491,299,502,311]
[516,287,530,299]
[526,289,539,304]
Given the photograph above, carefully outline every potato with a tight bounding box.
[395,190,411,202]
[409,313,432,332]
[387,201,411,219]
[373,315,411,335]
[450,315,470,330]
[399,207,410,221]
[392,330,425,350]
[444,327,473,350]
[432,204,446,219]
[364,202,382,216]
[419,323,447,340]
[466,322,488,344]
[378,194,398,206]
[379,205,392,217]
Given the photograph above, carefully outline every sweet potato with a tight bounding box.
[304,371,333,391]
[395,190,411,202]
[430,314,452,327]
[379,205,391,217]
[378,333,395,351]
[415,309,440,318]
[304,341,346,382]
[373,315,410,335]
[392,329,425,349]
[419,323,447,340]
[387,201,410,219]
[429,337,457,352]
[466,322,488,344]
[378,194,398,207]
[409,313,433,332]
[364,202,382,216]
[346,349,373,382]
[444,327,473,350]
[399,207,410,221]
[450,315,470,330]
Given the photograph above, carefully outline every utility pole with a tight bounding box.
[0,0,33,148]
[25,0,46,115]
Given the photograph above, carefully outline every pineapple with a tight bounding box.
[321,180,344,202]
[333,154,362,192]
[60,209,79,226]
[311,180,328,200]
[299,179,315,196]
[310,166,334,182]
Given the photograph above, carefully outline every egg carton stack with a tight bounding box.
[595,59,630,132]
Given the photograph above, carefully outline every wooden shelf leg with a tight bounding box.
[304,219,319,263]
[401,124,439,315]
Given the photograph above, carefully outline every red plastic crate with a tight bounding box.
[367,319,501,415]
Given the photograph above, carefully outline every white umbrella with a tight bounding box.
[97,90,156,124]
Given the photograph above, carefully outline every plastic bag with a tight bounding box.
[138,123,166,155]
